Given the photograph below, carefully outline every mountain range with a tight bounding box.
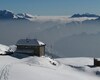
[0,10,33,20]
[0,10,100,21]
[71,13,100,18]
[1,10,100,57]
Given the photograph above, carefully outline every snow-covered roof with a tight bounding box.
[16,39,45,46]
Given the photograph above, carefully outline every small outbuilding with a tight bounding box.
[15,39,46,57]
[94,58,100,67]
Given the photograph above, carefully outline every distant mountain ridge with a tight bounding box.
[71,13,100,18]
[0,10,33,20]
[0,10,100,24]
[0,10,14,19]
[95,17,100,20]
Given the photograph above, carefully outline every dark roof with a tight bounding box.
[16,39,45,46]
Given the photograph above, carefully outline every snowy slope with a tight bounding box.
[0,44,9,54]
[0,55,100,80]
[56,57,100,76]
[0,44,15,55]
[56,57,93,66]
[0,41,100,80]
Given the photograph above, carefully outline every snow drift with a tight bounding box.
[0,44,15,55]
[0,44,9,54]
[0,55,100,80]
[0,44,100,80]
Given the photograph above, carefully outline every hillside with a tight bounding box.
[0,44,100,80]
[0,55,100,80]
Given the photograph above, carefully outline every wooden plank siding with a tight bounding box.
[15,39,46,57]
[16,45,45,57]
[39,46,45,56]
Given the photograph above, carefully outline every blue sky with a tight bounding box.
[0,0,100,16]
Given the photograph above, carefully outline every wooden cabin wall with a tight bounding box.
[94,58,100,67]
[16,45,45,57]
[39,46,45,56]
[33,46,40,56]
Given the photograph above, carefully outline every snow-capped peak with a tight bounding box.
[16,13,33,19]
[24,13,34,18]
[71,13,100,18]
[0,10,15,19]
[0,10,14,14]
[0,10,33,20]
